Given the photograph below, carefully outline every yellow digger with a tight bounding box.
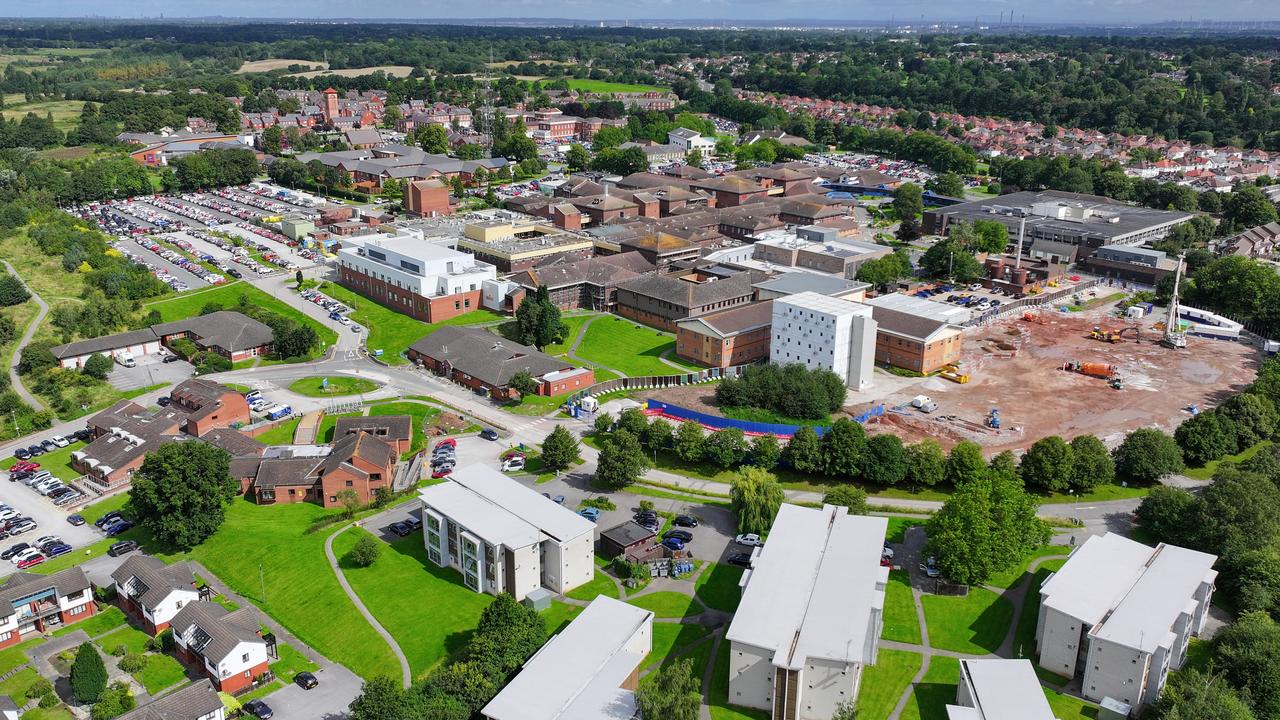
[1090,326,1122,343]
[939,364,970,384]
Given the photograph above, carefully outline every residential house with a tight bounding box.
[332,416,413,457]
[116,679,225,720]
[239,430,398,507]
[408,326,594,399]
[112,556,199,634]
[170,602,271,694]
[0,568,95,648]
[51,311,274,369]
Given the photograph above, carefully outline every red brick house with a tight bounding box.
[112,556,199,635]
[0,568,96,648]
[238,430,399,507]
[332,416,413,457]
[170,602,271,694]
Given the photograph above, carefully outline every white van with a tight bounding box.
[115,351,136,368]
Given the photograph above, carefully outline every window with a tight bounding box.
[242,653,250,663]
[345,480,354,487]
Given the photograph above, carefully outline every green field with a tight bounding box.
[642,622,710,671]
[694,563,744,613]
[368,401,440,457]
[144,282,338,350]
[288,376,380,397]
[883,570,922,645]
[0,95,85,131]
[899,656,961,720]
[985,545,1071,590]
[857,649,924,720]
[566,79,666,93]
[627,591,702,619]
[254,418,301,445]
[920,588,1015,655]
[576,316,696,377]
[565,570,621,602]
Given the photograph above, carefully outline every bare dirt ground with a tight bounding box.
[237,58,327,73]
[288,65,414,79]
[641,305,1261,452]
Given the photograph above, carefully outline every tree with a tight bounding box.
[782,425,823,473]
[731,467,784,534]
[617,407,649,436]
[893,183,924,224]
[347,534,381,567]
[337,489,361,518]
[295,269,305,287]
[1224,185,1280,231]
[128,442,235,548]
[419,124,450,154]
[685,149,703,167]
[592,125,630,150]
[349,676,416,720]
[71,642,107,704]
[926,173,965,198]
[945,441,987,486]
[1176,410,1237,466]
[821,418,866,477]
[855,250,913,289]
[705,427,748,469]
[82,353,113,381]
[471,592,547,672]
[1068,434,1114,492]
[920,238,983,281]
[593,412,614,435]
[90,681,135,720]
[928,469,1048,585]
[906,439,946,487]
[260,124,283,155]
[1114,428,1185,482]
[0,274,30,306]
[540,425,580,472]
[862,434,907,486]
[513,286,567,350]
[640,418,673,455]
[1215,611,1280,720]
[1135,486,1197,546]
[1220,393,1278,450]
[748,433,782,469]
[674,420,705,463]
[565,143,590,171]
[509,370,538,398]
[1150,670,1257,720]
[831,702,861,720]
[635,658,701,720]
[595,429,649,490]
[1019,435,1073,493]
[824,485,868,515]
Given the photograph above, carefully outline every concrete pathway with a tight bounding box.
[658,348,691,372]
[323,522,413,689]
[2,259,48,412]
[566,315,628,379]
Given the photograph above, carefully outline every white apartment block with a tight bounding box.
[668,128,716,155]
[420,464,595,601]
[770,291,877,389]
[726,504,889,720]
[482,596,653,720]
[946,659,1055,720]
[1036,533,1217,709]
[337,230,496,298]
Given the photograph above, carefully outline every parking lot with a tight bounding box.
[106,352,192,392]
[0,468,106,576]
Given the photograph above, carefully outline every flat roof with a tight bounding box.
[726,504,888,669]
[863,293,972,322]
[754,271,869,297]
[774,290,870,318]
[419,480,542,549]
[481,596,652,720]
[342,232,470,262]
[953,659,1056,720]
[449,464,594,544]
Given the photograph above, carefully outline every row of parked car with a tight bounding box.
[430,438,457,479]
[133,238,227,286]
[213,187,290,216]
[10,465,84,507]
[245,389,293,421]
[0,533,71,569]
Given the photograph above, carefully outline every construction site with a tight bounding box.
[876,302,1262,452]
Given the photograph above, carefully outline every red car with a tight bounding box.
[435,438,457,449]
[880,556,893,568]
[11,462,38,472]
[431,467,453,480]
[16,553,45,569]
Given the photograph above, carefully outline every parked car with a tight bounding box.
[578,508,600,522]
[0,543,29,560]
[12,547,40,565]
[734,533,763,547]
[501,457,525,472]
[479,428,499,441]
[12,448,29,461]
[552,495,565,505]
[16,553,44,569]
[434,438,457,449]
[921,556,942,578]
[162,354,181,364]
[431,467,453,480]
[295,672,319,689]
[44,543,72,558]
[389,521,412,537]
[672,515,699,528]
[50,435,69,448]
[107,540,138,557]
[8,520,36,536]
[726,552,753,567]
[66,514,86,527]
[243,699,274,719]
[95,511,123,528]
[157,396,172,407]
[405,516,422,532]
[662,530,693,543]
[660,537,685,551]
[40,440,56,452]
[104,519,134,537]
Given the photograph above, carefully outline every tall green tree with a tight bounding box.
[748,433,782,470]
[1114,428,1185,482]
[128,442,236,548]
[636,658,701,720]
[705,427,748,468]
[862,434,908,486]
[821,418,866,477]
[1176,410,1237,466]
[419,124,450,154]
[1019,435,1073,493]
[674,420,704,463]
[945,441,988,486]
[540,425,579,472]
[595,429,649,490]
[1150,670,1257,720]
[731,467,785,534]
[783,425,823,474]
[1214,611,1280,720]
[1068,434,1115,492]
[905,439,946,487]
[71,642,107,704]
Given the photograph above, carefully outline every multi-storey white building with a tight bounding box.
[946,659,1056,720]
[770,291,877,389]
[420,465,595,601]
[482,596,653,720]
[336,231,497,323]
[1036,533,1217,709]
[668,128,717,156]
[726,504,889,720]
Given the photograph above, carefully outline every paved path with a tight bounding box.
[658,348,691,372]
[566,315,627,379]
[2,259,48,412]
[322,523,412,689]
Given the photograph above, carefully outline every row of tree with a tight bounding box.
[713,362,847,421]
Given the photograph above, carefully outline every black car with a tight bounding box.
[633,511,657,523]
[479,429,499,441]
[157,396,172,407]
[243,699,274,719]
[9,471,30,482]
[0,543,29,560]
[389,521,412,537]
[405,516,423,532]
[104,519,134,537]
[107,540,138,557]
[73,429,92,442]
[227,268,242,279]
[26,445,43,457]
[66,514,86,527]
[662,530,693,543]
[295,671,319,689]
[95,511,123,529]
[12,448,29,461]
[162,355,181,364]
[673,515,699,528]
[727,552,753,567]
[40,440,56,452]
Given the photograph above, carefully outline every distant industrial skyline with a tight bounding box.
[11,0,1280,25]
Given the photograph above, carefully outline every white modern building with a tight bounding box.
[1036,533,1217,709]
[336,230,498,323]
[946,659,1056,720]
[482,596,653,720]
[667,128,716,156]
[420,465,595,601]
[725,504,889,720]
[770,291,877,389]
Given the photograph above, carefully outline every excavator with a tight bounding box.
[1090,326,1142,343]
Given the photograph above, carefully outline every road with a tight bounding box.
[2,259,48,412]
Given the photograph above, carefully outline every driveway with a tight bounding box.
[259,661,362,720]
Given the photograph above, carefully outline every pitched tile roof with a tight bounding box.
[111,556,195,609]
[170,601,264,664]
[116,679,224,720]
[616,272,757,310]
[333,416,412,445]
[0,567,91,617]
[408,326,575,388]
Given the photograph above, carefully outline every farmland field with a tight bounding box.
[566,79,666,93]
[238,58,327,73]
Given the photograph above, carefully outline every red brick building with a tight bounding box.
[170,602,271,695]
[237,430,399,507]
[404,179,454,217]
[112,556,199,635]
[0,568,96,648]
[332,415,413,457]
[408,326,594,400]
[675,301,774,368]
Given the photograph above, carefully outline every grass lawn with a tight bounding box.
[642,622,710,671]
[541,600,583,635]
[710,634,769,720]
[0,667,42,699]
[899,656,960,720]
[288,376,380,397]
[565,570,621,602]
[369,401,439,457]
[886,518,925,544]
[566,78,666,93]
[1185,440,1272,481]
[58,606,126,638]
[576,316,696,377]
[720,406,830,427]
[986,546,1072,590]
[884,570,922,645]
[0,232,90,302]
[144,282,337,350]
[315,412,361,444]
[628,591,702,619]
[1046,689,1100,720]
[857,649,924,720]
[19,707,75,720]
[0,637,45,674]
[694,563,743,613]
[920,588,1014,655]
[332,528,492,679]
[269,643,319,683]
[253,418,301,445]
[1,98,85,131]
[1014,559,1067,661]
[136,653,188,694]
[0,441,86,481]
[96,625,151,655]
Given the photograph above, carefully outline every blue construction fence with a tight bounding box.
[644,399,885,438]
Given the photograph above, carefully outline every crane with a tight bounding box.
[1162,254,1188,349]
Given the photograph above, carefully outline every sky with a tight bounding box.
[22,0,1280,25]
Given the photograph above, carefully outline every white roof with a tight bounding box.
[726,504,888,669]
[342,231,469,263]
[450,464,594,543]
[774,290,871,318]
[863,292,972,322]
[1041,533,1217,653]
[482,596,652,720]
[419,480,541,549]
[951,659,1055,720]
